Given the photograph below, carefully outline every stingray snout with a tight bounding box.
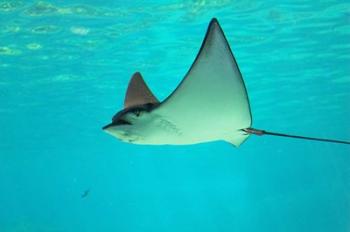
[102,119,132,130]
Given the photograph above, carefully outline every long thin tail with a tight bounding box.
[243,128,350,145]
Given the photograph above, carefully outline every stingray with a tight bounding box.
[103,18,350,146]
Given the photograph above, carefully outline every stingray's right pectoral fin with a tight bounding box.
[124,72,159,108]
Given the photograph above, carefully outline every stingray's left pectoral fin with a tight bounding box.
[124,72,159,108]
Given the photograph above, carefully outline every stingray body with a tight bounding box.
[103,18,251,146]
[103,18,350,146]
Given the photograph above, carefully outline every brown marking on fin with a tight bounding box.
[124,72,159,108]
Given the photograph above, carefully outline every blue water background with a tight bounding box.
[0,1,349,231]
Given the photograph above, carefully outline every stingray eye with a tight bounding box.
[134,110,141,117]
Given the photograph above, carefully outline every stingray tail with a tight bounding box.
[243,128,350,145]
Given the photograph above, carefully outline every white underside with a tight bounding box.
[143,20,252,146]
[128,113,250,146]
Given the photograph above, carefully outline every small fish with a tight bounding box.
[81,189,90,198]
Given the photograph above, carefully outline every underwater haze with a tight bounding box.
[0,1,350,232]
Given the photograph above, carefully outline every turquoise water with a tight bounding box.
[1,1,350,231]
